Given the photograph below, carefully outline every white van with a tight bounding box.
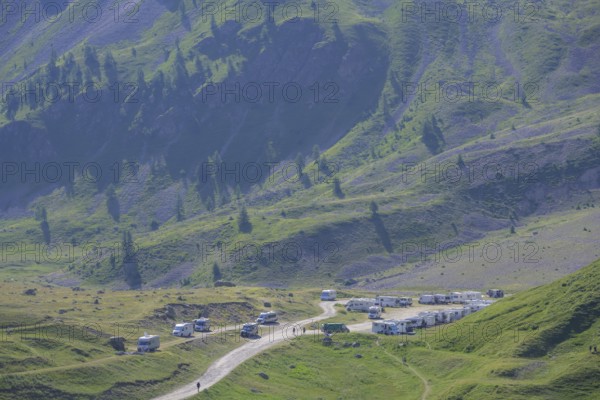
[320,289,337,301]
[137,334,160,352]
[172,323,194,337]
[256,311,278,324]
[368,306,382,319]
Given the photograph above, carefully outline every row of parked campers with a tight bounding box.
[419,291,483,304]
[172,318,212,337]
[346,296,413,313]
[376,295,413,307]
[372,302,491,335]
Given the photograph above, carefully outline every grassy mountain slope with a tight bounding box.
[0,0,599,290]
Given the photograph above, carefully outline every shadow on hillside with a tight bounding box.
[370,214,393,253]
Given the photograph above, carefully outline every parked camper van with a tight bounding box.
[376,296,401,307]
[450,292,464,303]
[346,298,376,312]
[373,320,414,335]
[418,294,435,304]
[399,297,413,306]
[464,291,482,301]
[241,322,259,338]
[256,311,278,324]
[434,294,451,304]
[407,316,426,329]
[368,306,382,319]
[487,289,504,298]
[137,334,160,352]
[172,323,194,337]
[322,323,350,333]
[194,318,210,332]
[320,289,337,301]
[418,312,437,327]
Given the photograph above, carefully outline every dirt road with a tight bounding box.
[152,301,338,400]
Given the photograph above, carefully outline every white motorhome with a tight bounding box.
[137,334,160,352]
[194,318,210,332]
[320,289,337,301]
[368,306,382,319]
[372,320,397,335]
[399,297,413,307]
[256,311,278,324]
[407,316,426,329]
[447,309,464,321]
[439,310,454,324]
[172,323,194,337]
[372,319,413,335]
[241,322,259,338]
[376,296,401,307]
[450,292,464,303]
[434,294,451,304]
[418,312,437,327]
[418,294,435,304]
[464,291,482,301]
[346,298,376,312]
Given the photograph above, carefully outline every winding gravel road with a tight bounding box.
[152,301,338,400]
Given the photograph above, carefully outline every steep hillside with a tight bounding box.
[0,0,599,290]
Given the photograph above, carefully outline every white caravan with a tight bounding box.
[137,334,160,352]
[320,289,337,301]
[368,306,382,319]
[418,294,435,304]
[172,323,194,337]
[346,298,377,312]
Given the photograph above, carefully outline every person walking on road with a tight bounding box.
[196,382,201,392]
